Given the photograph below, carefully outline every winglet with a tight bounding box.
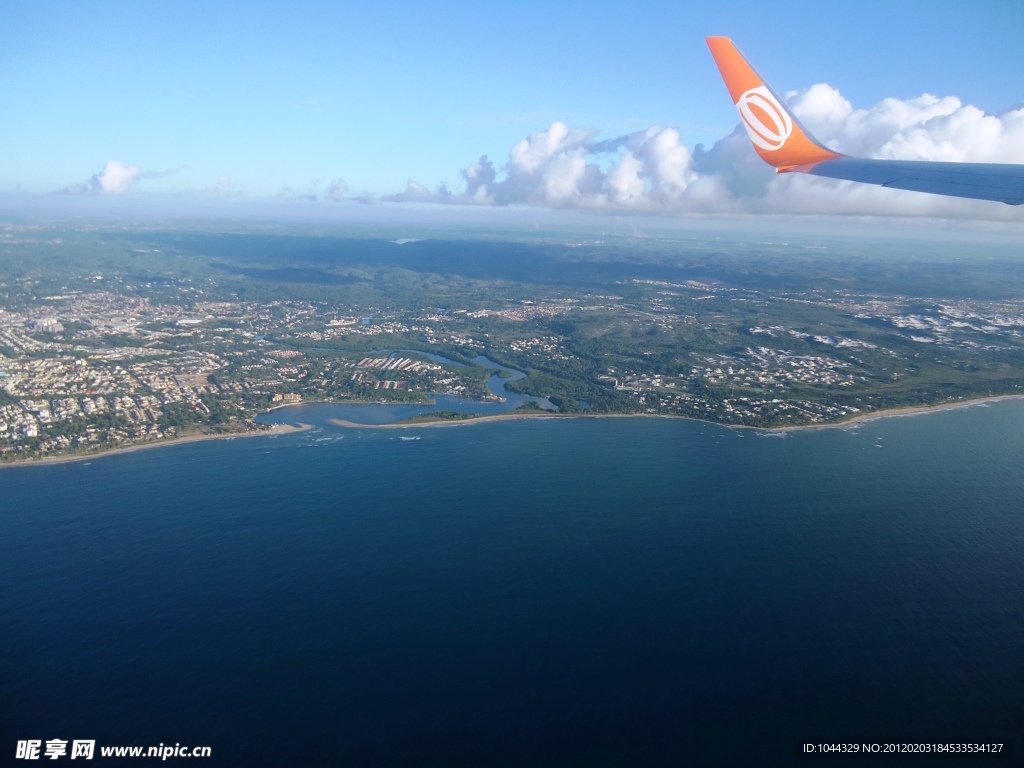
[705,37,843,172]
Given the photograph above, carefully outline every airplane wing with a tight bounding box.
[705,36,1024,205]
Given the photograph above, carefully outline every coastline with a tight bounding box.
[767,392,1024,432]
[329,412,564,429]
[4,392,1021,468]
[328,392,1024,432]
[0,422,311,469]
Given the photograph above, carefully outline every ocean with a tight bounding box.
[2,401,1022,766]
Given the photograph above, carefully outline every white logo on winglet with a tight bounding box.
[736,86,792,151]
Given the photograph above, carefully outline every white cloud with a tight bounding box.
[95,160,139,193]
[629,125,696,202]
[461,157,496,204]
[62,160,188,195]
[63,160,140,195]
[391,86,1024,219]
[607,151,645,204]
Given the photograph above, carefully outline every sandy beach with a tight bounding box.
[5,392,1022,468]
[328,412,565,429]
[769,392,1024,432]
[0,422,311,469]
[327,393,1024,432]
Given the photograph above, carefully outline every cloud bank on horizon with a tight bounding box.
[68,84,1024,219]
[63,161,188,196]
[385,83,1024,219]
[63,160,141,196]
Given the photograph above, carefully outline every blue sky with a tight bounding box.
[1,0,1022,218]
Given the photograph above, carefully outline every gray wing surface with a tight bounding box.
[805,158,1024,205]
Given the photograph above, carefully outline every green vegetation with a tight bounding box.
[397,410,480,424]
[3,222,1024,461]
[513,401,548,413]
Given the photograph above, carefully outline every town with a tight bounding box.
[3,226,1024,461]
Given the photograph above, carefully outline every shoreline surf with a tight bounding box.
[326,393,1024,432]
[0,422,311,469]
[4,392,1023,467]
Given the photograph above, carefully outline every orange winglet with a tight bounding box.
[705,36,843,172]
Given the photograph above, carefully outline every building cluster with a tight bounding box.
[695,348,859,388]
[0,356,138,396]
[842,299,1024,349]
[293,320,426,342]
[750,326,878,349]
[356,356,440,374]
[630,389,861,423]
[4,262,1024,461]
[348,355,448,392]
[507,336,571,360]
[0,392,183,457]
[464,299,578,321]
[26,318,64,333]
[129,352,222,394]
[0,403,39,440]
[40,291,183,338]
[0,326,66,354]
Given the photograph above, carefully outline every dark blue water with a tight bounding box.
[2,402,1023,766]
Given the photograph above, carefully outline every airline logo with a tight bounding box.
[736,85,792,152]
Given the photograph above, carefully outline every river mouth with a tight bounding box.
[257,351,555,427]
